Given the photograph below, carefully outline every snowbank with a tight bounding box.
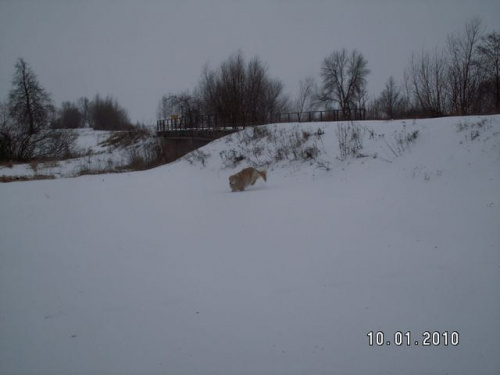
[1,116,499,374]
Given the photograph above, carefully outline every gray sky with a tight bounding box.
[1,0,499,124]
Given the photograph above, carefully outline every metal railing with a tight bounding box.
[157,108,365,133]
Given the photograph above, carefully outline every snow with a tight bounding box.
[1,116,499,374]
[0,128,137,179]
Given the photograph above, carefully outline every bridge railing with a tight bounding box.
[157,108,365,133]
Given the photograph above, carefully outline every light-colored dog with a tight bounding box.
[229,167,267,192]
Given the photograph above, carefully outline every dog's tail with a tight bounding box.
[259,169,267,182]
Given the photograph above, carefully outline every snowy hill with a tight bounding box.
[0,127,158,180]
[1,116,499,374]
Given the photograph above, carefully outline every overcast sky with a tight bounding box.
[1,0,499,124]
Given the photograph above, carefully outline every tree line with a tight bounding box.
[159,18,498,122]
[0,59,133,161]
[53,95,132,130]
[370,18,499,119]
[1,17,498,163]
[157,51,289,124]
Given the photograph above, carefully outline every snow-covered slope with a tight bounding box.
[1,116,499,374]
[0,127,157,180]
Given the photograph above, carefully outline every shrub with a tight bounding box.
[91,95,132,131]
[336,122,363,160]
[220,149,246,168]
[456,118,490,142]
[185,149,211,167]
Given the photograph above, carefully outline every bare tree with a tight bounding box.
[293,77,317,112]
[157,91,200,120]
[317,48,370,116]
[157,95,169,120]
[262,78,288,119]
[54,101,82,129]
[198,63,219,115]
[219,51,246,116]
[354,85,369,113]
[90,95,132,131]
[196,51,288,123]
[0,101,14,161]
[404,48,449,117]
[8,58,54,135]
[1,58,76,161]
[77,97,92,128]
[377,76,405,119]
[478,31,500,113]
[245,56,268,121]
[447,17,484,115]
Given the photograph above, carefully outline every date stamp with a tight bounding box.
[367,331,459,347]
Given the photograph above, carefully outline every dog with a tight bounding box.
[229,167,267,192]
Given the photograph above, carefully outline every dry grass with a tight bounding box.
[74,168,117,177]
[99,128,150,149]
[42,160,60,168]
[29,161,39,173]
[1,174,56,183]
[0,160,14,168]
